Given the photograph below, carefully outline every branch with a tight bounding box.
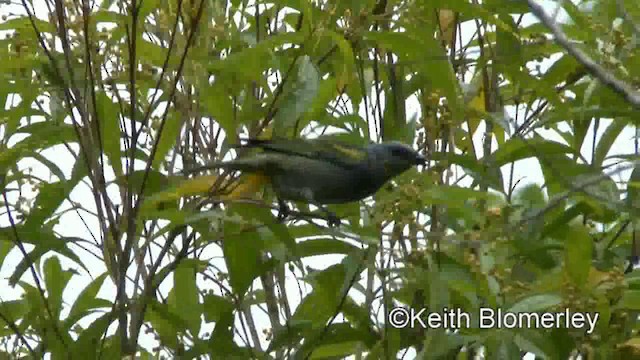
[527,0,640,108]
[0,309,37,357]
[1,186,69,355]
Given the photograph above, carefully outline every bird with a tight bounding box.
[190,136,426,226]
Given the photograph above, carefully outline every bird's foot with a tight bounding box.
[315,204,340,227]
[277,199,290,223]
[327,212,341,227]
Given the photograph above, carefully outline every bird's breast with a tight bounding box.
[268,158,386,204]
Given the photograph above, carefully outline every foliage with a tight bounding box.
[1,0,640,358]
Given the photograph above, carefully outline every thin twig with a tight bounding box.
[527,0,640,108]
[0,308,37,357]
[516,161,639,228]
[1,186,70,355]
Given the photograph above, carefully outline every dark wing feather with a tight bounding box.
[237,137,368,169]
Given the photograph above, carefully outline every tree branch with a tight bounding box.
[527,0,640,108]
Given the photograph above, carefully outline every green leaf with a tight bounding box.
[0,16,54,32]
[325,28,355,84]
[513,329,557,359]
[572,117,591,156]
[207,297,242,357]
[594,119,628,166]
[507,294,563,313]
[513,183,547,209]
[438,259,483,308]
[627,165,640,211]
[483,331,520,359]
[208,32,305,81]
[428,265,453,310]
[73,312,119,357]
[340,298,377,344]
[202,294,234,323]
[431,152,503,190]
[300,323,370,358]
[121,169,170,198]
[1,122,78,176]
[594,294,611,333]
[19,281,73,357]
[96,92,123,177]
[564,225,593,288]
[572,172,620,222]
[273,55,320,136]
[293,270,344,327]
[65,273,110,328]
[365,30,463,125]
[148,299,189,348]
[617,290,640,310]
[541,53,584,88]
[423,185,490,207]
[137,38,173,68]
[496,14,523,78]
[151,112,184,170]
[0,228,87,286]
[169,261,201,335]
[296,238,360,258]
[28,151,66,181]
[539,154,593,197]
[268,320,310,353]
[420,329,470,360]
[24,150,86,228]
[43,256,73,319]
[0,238,12,272]
[0,300,28,332]
[492,137,578,167]
[293,250,365,332]
[201,83,236,137]
[222,205,267,297]
[308,340,362,359]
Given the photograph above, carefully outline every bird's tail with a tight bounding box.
[234,137,306,158]
[233,138,274,149]
[184,157,265,174]
[242,138,271,146]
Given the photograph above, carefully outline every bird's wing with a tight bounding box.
[239,137,368,169]
[186,153,278,173]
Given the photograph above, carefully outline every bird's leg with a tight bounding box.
[276,198,290,222]
[317,205,340,227]
[326,212,341,227]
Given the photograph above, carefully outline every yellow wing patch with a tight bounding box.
[142,173,270,212]
[330,143,366,161]
[219,173,269,200]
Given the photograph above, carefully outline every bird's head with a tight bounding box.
[370,142,426,176]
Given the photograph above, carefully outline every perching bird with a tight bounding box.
[191,137,426,226]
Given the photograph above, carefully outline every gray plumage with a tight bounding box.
[207,137,426,205]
